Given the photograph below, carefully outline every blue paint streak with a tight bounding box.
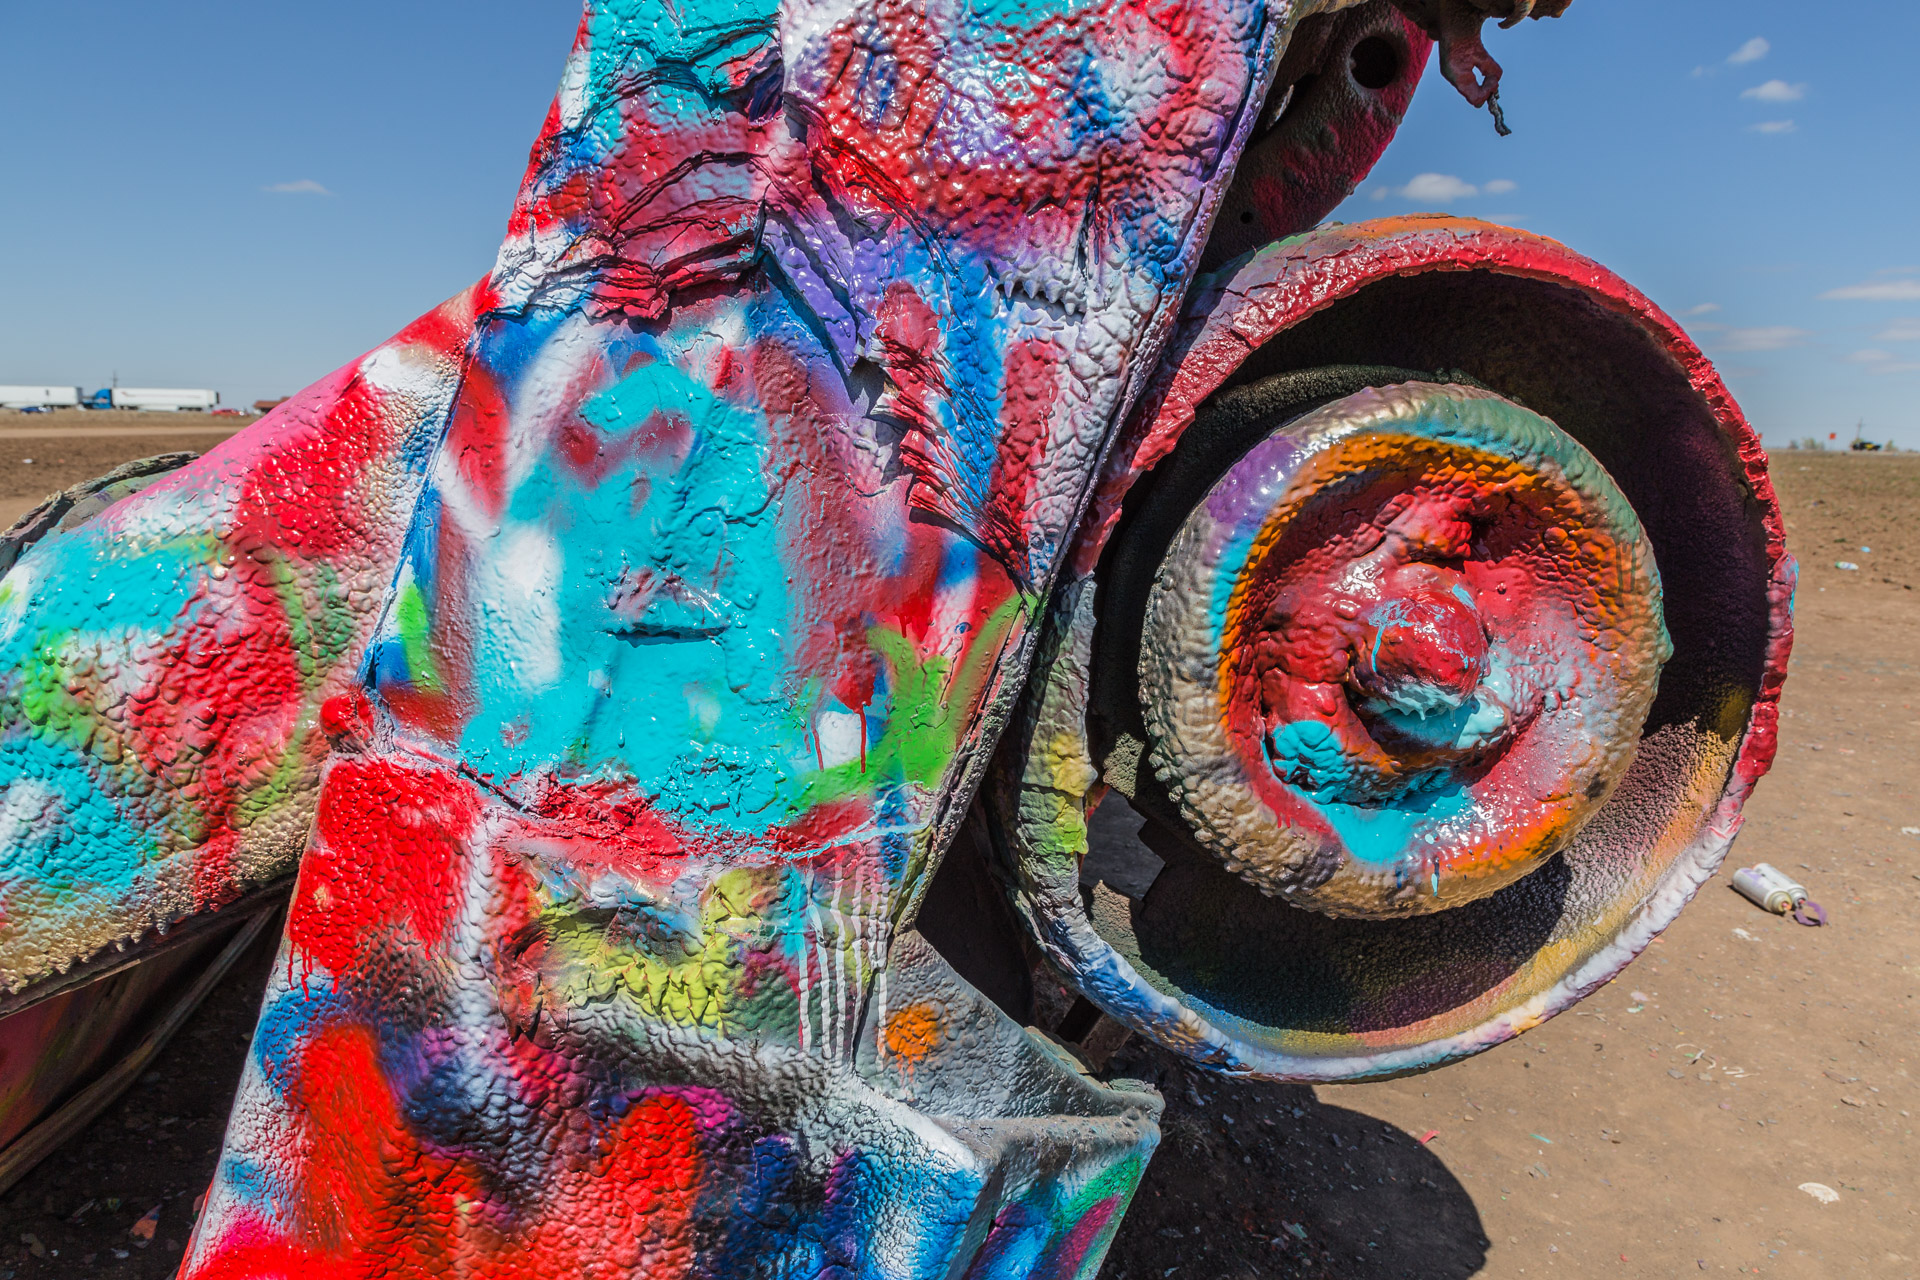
[1317,784,1473,869]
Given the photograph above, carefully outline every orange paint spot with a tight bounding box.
[883,1002,943,1066]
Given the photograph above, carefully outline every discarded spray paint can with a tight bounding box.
[1732,863,1826,926]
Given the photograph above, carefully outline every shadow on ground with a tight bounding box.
[0,935,275,1279]
[0,937,1482,1280]
[1098,1037,1488,1280]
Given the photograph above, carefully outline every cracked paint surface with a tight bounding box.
[998,218,1793,1083]
[0,2,1671,1275]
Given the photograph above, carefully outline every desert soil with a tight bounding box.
[0,411,249,529]
[0,435,1913,1279]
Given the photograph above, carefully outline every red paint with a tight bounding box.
[1033,1194,1122,1280]
[289,757,484,974]
[117,572,306,911]
[977,338,1063,574]
[184,1020,707,1279]
[320,690,377,752]
[1082,220,1792,837]
[219,286,480,562]
[445,361,513,521]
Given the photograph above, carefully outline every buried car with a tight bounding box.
[0,0,1790,1275]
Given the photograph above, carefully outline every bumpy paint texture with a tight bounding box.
[0,0,1790,1275]
[996,218,1794,1081]
[1141,382,1671,917]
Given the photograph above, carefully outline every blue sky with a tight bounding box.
[1336,0,1920,448]
[4,0,1916,445]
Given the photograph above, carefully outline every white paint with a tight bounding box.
[505,311,600,496]
[557,46,591,131]
[0,562,37,652]
[489,221,592,315]
[360,342,458,417]
[474,522,564,693]
[107,481,230,545]
[815,709,865,769]
[0,778,60,853]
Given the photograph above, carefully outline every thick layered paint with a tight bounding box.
[172,0,1351,1272]
[1141,384,1671,917]
[999,217,1793,1081]
[2,0,1603,1271]
[0,286,480,1003]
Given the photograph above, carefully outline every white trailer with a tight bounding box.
[111,387,220,412]
[0,385,82,409]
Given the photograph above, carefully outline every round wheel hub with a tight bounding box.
[1140,382,1671,917]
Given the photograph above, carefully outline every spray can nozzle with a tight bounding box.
[1731,863,1827,926]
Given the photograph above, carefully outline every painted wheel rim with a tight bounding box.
[1140,382,1671,918]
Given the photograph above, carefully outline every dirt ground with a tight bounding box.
[0,410,248,529]
[0,440,1913,1279]
[1096,450,1920,1280]
[0,939,275,1279]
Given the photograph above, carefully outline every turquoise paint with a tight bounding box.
[577,0,780,130]
[1316,784,1473,870]
[1368,654,1515,754]
[1263,718,1358,795]
[448,337,819,831]
[0,527,228,896]
[0,735,164,895]
[1363,597,1419,678]
[961,0,1108,32]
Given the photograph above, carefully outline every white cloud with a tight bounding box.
[1749,120,1796,134]
[264,179,331,195]
[1728,37,1770,65]
[1372,175,1519,204]
[1822,279,1920,301]
[1716,326,1810,352]
[1379,173,1480,203]
[1845,348,1920,375]
[1875,318,1920,342]
[1683,303,1722,316]
[1741,80,1806,103]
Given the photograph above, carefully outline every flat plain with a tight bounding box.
[1103,450,1920,1280]
[0,423,1913,1279]
[0,411,249,528]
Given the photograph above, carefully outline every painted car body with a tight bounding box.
[0,1,1789,1276]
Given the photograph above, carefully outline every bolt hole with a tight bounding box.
[1349,35,1401,91]
[1240,210,1256,224]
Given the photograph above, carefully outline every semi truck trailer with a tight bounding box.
[108,387,220,411]
[0,386,81,410]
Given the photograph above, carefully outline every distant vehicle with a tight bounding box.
[0,385,81,410]
[210,407,247,418]
[109,387,220,412]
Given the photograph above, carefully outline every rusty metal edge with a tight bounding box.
[0,904,279,1197]
[0,879,294,1022]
